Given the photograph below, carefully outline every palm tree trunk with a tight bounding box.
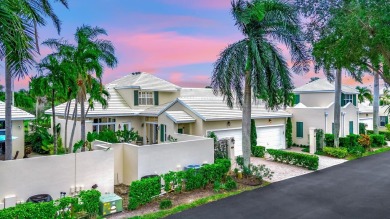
[52,89,57,154]
[334,69,342,147]
[80,98,86,152]
[35,99,39,119]
[64,100,71,153]
[242,70,252,167]
[69,100,78,152]
[373,71,380,134]
[5,58,13,160]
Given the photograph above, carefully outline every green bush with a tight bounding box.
[370,134,386,147]
[267,149,319,170]
[250,119,257,148]
[129,176,161,210]
[323,146,348,158]
[224,176,237,191]
[366,130,373,135]
[379,131,390,141]
[359,123,366,134]
[0,190,100,219]
[348,145,366,157]
[324,134,334,147]
[347,134,360,147]
[252,146,265,158]
[286,118,293,148]
[159,199,172,210]
[339,137,351,148]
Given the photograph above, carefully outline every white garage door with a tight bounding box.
[359,118,373,130]
[211,125,285,156]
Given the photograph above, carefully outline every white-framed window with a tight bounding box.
[139,91,154,105]
[344,94,353,105]
[92,117,116,133]
[121,122,132,131]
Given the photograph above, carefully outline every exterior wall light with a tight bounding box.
[227,121,231,127]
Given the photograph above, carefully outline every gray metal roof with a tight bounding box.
[0,102,34,120]
[139,101,176,116]
[46,87,143,117]
[294,78,358,94]
[165,111,195,123]
[108,72,181,91]
[177,97,292,121]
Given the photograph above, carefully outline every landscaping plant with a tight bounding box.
[159,199,173,210]
[250,119,257,151]
[323,147,348,158]
[267,149,319,170]
[324,134,335,147]
[129,176,162,210]
[251,146,265,158]
[236,156,273,180]
[370,134,386,148]
[359,123,366,135]
[286,118,293,148]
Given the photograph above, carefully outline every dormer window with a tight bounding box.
[343,94,353,105]
[139,91,154,105]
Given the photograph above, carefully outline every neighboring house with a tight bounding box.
[358,88,389,131]
[0,102,35,160]
[47,72,291,156]
[287,79,360,145]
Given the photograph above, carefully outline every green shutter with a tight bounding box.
[386,116,389,125]
[160,124,165,142]
[134,90,139,106]
[352,94,357,106]
[178,128,183,134]
[294,94,300,105]
[296,122,303,138]
[154,91,159,105]
[349,121,354,135]
[341,93,345,106]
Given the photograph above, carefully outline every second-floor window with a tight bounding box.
[344,94,353,105]
[139,91,154,105]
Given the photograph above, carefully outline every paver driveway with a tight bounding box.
[168,151,390,219]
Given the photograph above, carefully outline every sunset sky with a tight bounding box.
[1,0,377,90]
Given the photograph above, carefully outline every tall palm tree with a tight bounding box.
[0,0,68,160]
[36,55,67,154]
[211,0,309,166]
[44,25,118,151]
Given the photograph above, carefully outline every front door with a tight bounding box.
[147,123,158,144]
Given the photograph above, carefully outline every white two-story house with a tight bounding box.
[48,72,292,155]
[287,79,360,145]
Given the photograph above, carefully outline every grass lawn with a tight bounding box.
[347,147,390,160]
[128,182,270,219]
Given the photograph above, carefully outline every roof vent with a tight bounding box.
[132,72,141,75]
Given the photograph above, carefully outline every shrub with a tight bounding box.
[267,149,319,170]
[129,176,161,210]
[358,134,371,151]
[370,134,386,147]
[315,129,324,150]
[348,145,365,157]
[224,176,237,191]
[339,137,351,148]
[252,146,265,158]
[0,190,99,218]
[347,134,360,147]
[324,134,334,147]
[379,131,390,141]
[323,147,348,158]
[236,156,274,180]
[250,119,257,149]
[359,123,366,134]
[366,130,373,135]
[159,199,172,210]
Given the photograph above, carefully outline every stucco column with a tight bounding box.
[356,111,359,135]
[341,112,346,137]
[309,127,316,154]
[324,112,329,133]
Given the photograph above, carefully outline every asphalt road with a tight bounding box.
[168,151,390,219]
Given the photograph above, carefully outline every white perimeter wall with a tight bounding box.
[111,134,214,185]
[0,149,114,203]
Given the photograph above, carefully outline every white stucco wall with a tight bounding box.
[299,93,335,107]
[112,134,214,185]
[11,120,25,159]
[0,149,114,204]
[287,103,359,146]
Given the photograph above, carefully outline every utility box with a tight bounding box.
[99,193,123,216]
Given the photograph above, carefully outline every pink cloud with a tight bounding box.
[161,0,230,9]
[169,72,184,85]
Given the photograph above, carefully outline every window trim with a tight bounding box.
[92,117,116,133]
[344,94,353,105]
[138,91,154,106]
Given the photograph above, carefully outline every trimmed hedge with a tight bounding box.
[339,137,351,148]
[367,130,390,141]
[324,134,334,147]
[267,149,319,170]
[132,159,232,210]
[159,199,172,210]
[347,134,360,147]
[129,176,161,210]
[370,134,386,147]
[0,190,100,218]
[323,147,348,158]
[252,146,266,158]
